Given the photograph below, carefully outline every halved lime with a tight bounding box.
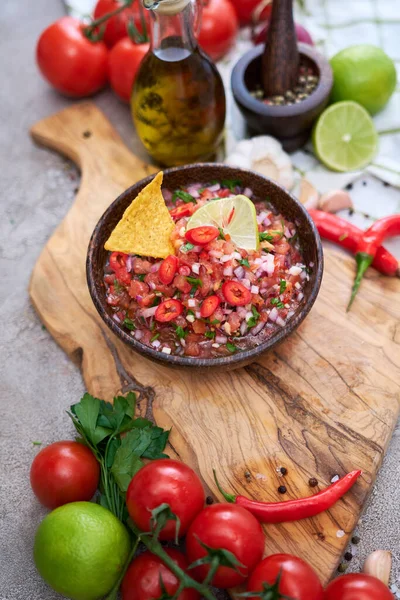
[312,101,378,172]
[187,195,259,250]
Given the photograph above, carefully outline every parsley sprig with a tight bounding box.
[173,190,196,204]
[247,305,260,328]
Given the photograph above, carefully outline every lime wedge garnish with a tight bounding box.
[312,101,378,172]
[187,195,259,251]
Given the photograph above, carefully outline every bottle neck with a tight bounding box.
[149,0,198,57]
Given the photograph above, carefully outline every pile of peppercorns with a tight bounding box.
[251,64,320,106]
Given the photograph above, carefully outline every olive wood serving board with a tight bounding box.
[29,102,400,586]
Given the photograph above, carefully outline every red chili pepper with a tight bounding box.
[309,211,399,278]
[213,469,362,524]
[349,214,400,311]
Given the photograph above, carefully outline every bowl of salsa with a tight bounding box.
[87,164,323,369]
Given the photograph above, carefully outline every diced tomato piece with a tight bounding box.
[114,266,131,286]
[199,189,217,201]
[173,274,192,294]
[222,281,252,306]
[139,293,156,307]
[199,271,212,296]
[159,255,178,285]
[104,273,115,285]
[109,252,128,272]
[128,280,150,299]
[200,295,220,318]
[185,226,219,246]
[228,311,241,332]
[218,188,233,198]
[133,258,152,274]
[155,299,183,323]
[274,241,291,255]
[169,204,194,219]
[192,320,206,334]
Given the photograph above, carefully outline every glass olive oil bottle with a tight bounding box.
[131,0,226,166]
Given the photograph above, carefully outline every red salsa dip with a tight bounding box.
[103,180,309,358]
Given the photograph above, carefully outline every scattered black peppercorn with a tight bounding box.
[344,552,353,561]
[278,485,287,494]
[338,563,348,573]
[82,130,92,138]
[362,181,367,186]
[206,496,214,505]
[280,467,288,476]
[351,536,360,545]
[363,213,371,219]
[309,478,318,487]
[317,532,326,541]
[244,470,251,480]
[383,181,390,187]
[348,208,355,216]
[345,183,353,191]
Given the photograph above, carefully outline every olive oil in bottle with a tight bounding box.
[131,0,226,166]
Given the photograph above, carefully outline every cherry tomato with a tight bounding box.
[222,281,252,306]
[109,252,128,272]
[200,295,220,318]
[108,38,149,102]
[36,17,108,97]
[197,0,238,61]
[247,554,324,600]
[159,255,179,285]
[253,20,314,46]
[169,205,194,219]
[324,574,394,600]
[126,459,205,540]
[30,441,100,509]
[122,549,199,600]
[185,226,219,245]
[186,503,264,588]
[93,0,151,48]
[155,299,183,323]
[231,0,272,25]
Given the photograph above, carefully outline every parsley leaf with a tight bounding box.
[123,318,135,331]
[150,333,160,342]
[187,309,195,317]
[239,258,250,268]
[186,276,202,287]
[259,232,274,243]
[173,190,196,204]
[205,331,215,339]
[181,242,194,253]
[113,279,125,293]
[218,227,225,240]
[226,342,237,353]
[137,274,146,282]
[175,326,187,339]
[211,319,220,324]
[247,305,260,328]
[222,179,242,192]
[279,279,287,294]
[271,297,284,309]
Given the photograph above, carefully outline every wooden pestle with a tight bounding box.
[262,0,299,97]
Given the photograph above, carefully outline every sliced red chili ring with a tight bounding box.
[169,205,193,219]
[200,295,221,318]
[109,251,128,272]
[155,299,183,323]
[159,255,178,285]
[185,226,219,246]
[222,281,252,306]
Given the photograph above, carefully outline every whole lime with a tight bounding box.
[330,44,397,115]
[34,502,131,600]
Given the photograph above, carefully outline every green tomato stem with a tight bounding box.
[83,0,135,39]
[104,535,140,600]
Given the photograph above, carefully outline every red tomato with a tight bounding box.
[108,38,149,102]
[231,0,272,25]
[186,503,264,588]
[200,295,220,318]
[185,226,219,245]
[109,251,128,271]
[122,549,199,600]
[197,0,238,61]
[222,281,252,306]
[93,0,151,47]
[30,441,100,509]
[114,266,132,285]
[159,255,179,285]
[36,17,108,97]
[247,554,324,600]
[126,459,205,540]
[169,205,194,219]
[155,299,183,323]
[324,574,394,600]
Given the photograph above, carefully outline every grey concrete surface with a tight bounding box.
[0,1,399,599]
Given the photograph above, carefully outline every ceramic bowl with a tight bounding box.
[87,164,323,370]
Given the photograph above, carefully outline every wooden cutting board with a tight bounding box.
[29,102,400,586]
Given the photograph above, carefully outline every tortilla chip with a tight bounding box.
[104,172,175,259]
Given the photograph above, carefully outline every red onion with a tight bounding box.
[126,256,133,272]
[269,307,278,322]
[210,250,223,259]
[215,334,228,344]
[150,262,161,273]
[113,314,122,323]
[134,329,143,340]
[243,187,253,198]
[223,308,233,315]
[242,278,251,288]
[263,215,272,227]
[152,340,161,348]
[276,316,286,328]
[141,306,158,318]
[162,188,172,202]
[237,306,248,319]
[221,254,232,263]
[223,266,233,277]
[240,321,248,336]
[257,211,267,224]
[207,183,220,193]
[300,271,307,281]
[234,266,245,279]
[187,186,200,198]
[192,245,202,253]
[288,265,302,276]
[192,263,200,274]
[297,292,304,301]
[251,321,266,335]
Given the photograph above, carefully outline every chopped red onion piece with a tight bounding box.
[288,265,302,276]
[300,270,307,280]
[223,266,233,277]
[188,298,197,307]
[126,256,133,272]
[287,310,295,319]
[257,211,267,224]
[152,340,161,348]
[150,262,161,273]
[263,216,272,226]
[192,263,200,274]
[187,186,200,198]
[242,278,251,288]
[221,254,233,263]
[180,338,186,347]
[297,292,304,301]
[276,317,286,328]
[234,266,245,279]
[245,311,253,321]
[113,314,122,323]
[207,183,220,192]
[236,306,248,318]
[240,321,248,335]
[269,307,278,322]
[251,285,259,294]
[233,252,242,260]
[223,308,233,315]
[192,245,202,253]
[162,188,172,202]
[251,321,266,335]
[162,347,171,354]
[209,250,223,258]
[134,329,143,340]
[215,334,228,344]
[309,262,314,268]
[141,306,158,318]
[195,311,201,319]
[243,187,253,198]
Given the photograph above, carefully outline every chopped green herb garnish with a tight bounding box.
[339,233,348,241]
[271,298,284,309]
[137,274,146,282]
[189,287,197,297]
[259,232,274,242]
[181,242,195,253]
[175,326,187,339]
[247,305,260,328]
[187,309,195,317]
[113,279,125,293]
[186,276,202,287]
[205,331,216,339]
[239,258,250,268]
[150,333,160,342]
[173,190,196,204]
[211,319,220,325]
[222,179,242,192]
[226,342,237,353]
[279,279,287,294]
[123,318,136,331]
[151,296,161,307]
[32,441,42,446]
[151,321,156,331]
[218,227,225,240]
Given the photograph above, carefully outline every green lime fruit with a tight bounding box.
[34,502,131,600]
[312,101,378,172]
[187,195,259,250]
[330,44,397,115]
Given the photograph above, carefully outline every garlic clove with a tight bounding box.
[319,190,353,213]
[299,178,319,210]
[363,550,392,586]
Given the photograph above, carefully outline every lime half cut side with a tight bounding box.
[313,101,378,172]
[186,195,259,251]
